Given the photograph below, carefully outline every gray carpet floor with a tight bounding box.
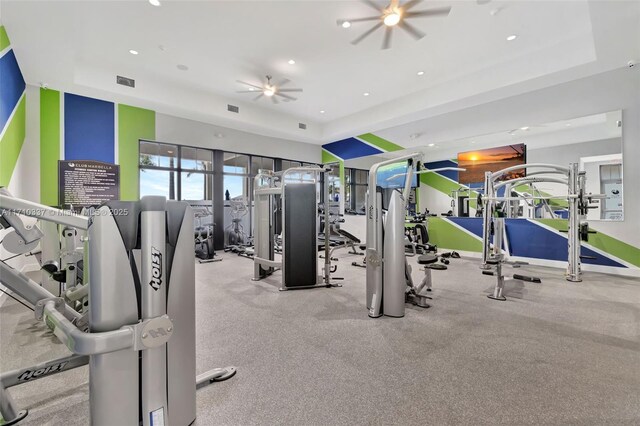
[1,252,639,425]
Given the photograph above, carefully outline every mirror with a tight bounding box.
[414,110,624,221]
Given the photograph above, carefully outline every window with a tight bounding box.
[181,147,213,171]
[139,142,179,200]
[354,169,369,212]
[140,141,178,168]
[251,156,274,175]
[139,141,214,202]
[224,153,249,174]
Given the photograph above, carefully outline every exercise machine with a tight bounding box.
[367,162,467,318]
[0,191,235,425]
[253,166,342,290]
[481,163,603,294]
[224,198,248,249]
[193,204,221,263]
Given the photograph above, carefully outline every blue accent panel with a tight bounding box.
[0,50,26,132]
[448,217,484,238]
[505,219,625,268]
[424,160,458,181]
[468,182,484,190]
[64,93,115,162]
[322,138,383,160]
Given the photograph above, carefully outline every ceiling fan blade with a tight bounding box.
[337,16,381,25]
[271,96,279,104]
[237,80,264,90]
[278,88,303,93]
[351,22,384,45]
[276,93,297,101]
[277,78,291,87]
[402,0,423,11]
[404,7,451,18]
[361,0,383,12]
[253,93,264,101]
[398,20,425,40]
[382,26,392,50]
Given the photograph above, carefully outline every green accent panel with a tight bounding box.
[513,184,568,208]
[0,95,26,186]
[426,217,483,252]
[420,172,480,210]
[322,149,341,164]
[40,89,60,206]
[536,219,640,267]
[118,104,155,201]
[358,133,403,152]
[0,26,10,51]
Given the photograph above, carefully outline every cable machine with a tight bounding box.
[481,163,603,300]
[252,165,342,290]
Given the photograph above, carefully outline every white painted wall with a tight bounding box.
[155,113,321,163]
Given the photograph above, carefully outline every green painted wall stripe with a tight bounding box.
[358,133,403,152]
[40,89,60,206]
[536,219,640,267]
[0,26,10,51]
[322,149,341,164]
[426,217,483,252]
[0,95,26,186]
[118,104,155,201]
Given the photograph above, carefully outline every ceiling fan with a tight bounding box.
[236,75,302,104]
[337,0,451,49]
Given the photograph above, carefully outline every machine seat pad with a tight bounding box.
[336,228,361,244]
[427,263,448,270]
[417,254,438,265]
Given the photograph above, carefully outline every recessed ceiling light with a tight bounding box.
[320,110,325,114]
[470,141,476,144]
[177,64,189,71]
[363,92,370,96]
[129,50,139,55]
[288,59,296,65]
[149,0,161,6]
[566,123,572,127]
[249,87,255,91]
[428,143,435,147]
[342,21,351,29]
[167,150,173,154]
[417,71,425,76]
[520,126,529,130]
[507,34,518,41]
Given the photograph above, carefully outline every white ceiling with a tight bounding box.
[2,0,639,144]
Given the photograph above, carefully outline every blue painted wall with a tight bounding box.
[0,50,26,131]
[64,93,114,163]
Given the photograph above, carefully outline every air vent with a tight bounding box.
[298,123,307,130]
[116,75,135,88]
[227,104,239,113]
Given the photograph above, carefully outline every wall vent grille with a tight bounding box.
[116,75,135,88]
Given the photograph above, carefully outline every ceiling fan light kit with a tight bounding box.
[338,0,451,50]
[237,75,303,104]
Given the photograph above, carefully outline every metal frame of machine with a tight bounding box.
[481,163,603,300]
[252,166,342,291]
[0,191,235,425]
